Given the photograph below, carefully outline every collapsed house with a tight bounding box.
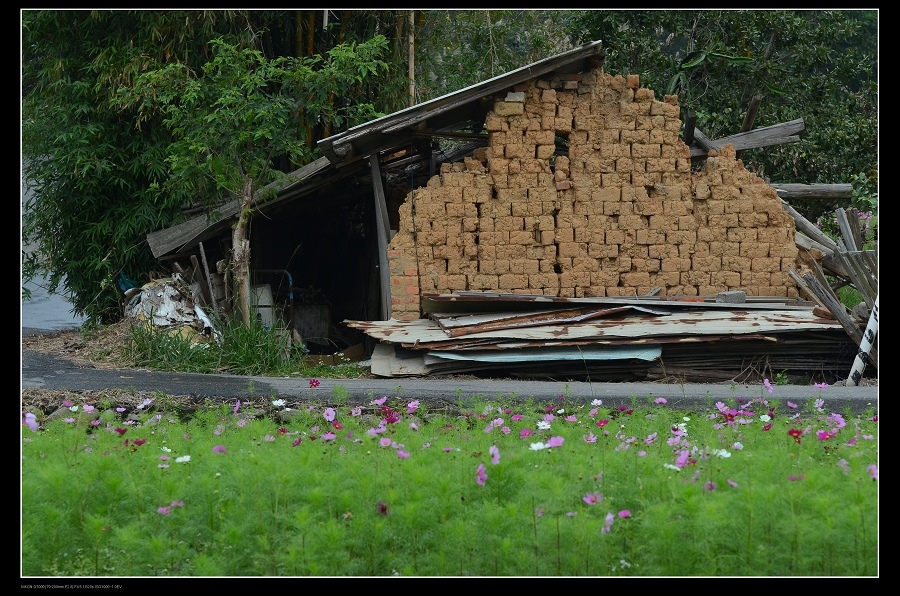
[145,40,876,383]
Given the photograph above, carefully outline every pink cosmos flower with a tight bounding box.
[212,445,226,453]
[814,382,829,389]
[476,464,488,486]
[323,408,336,422]
[584,432,597,444]
[618,510,631,519]
[371,396,387,406]
[583,492,602,505]
[82,405,95,413]
[501,426,511,435]
[601,512,615,535]
[397,450,410,459]
[157,506,171,516]
[380,438,392,447]
[520,428,534,438]
[377,502,389,515]
[546,436,564,448]
[63,418,75,424]
[727,479,739,488]
[409,422,418,431]
[704,481,717,492]
[490,445,500,465]
[763,378,773,394]
[62,400,73,407]
[596,419,609,428]
[867,464,878,481]
[787,401,798,409]
[22,413,39,432]
[292,438,302,447]
[512,414,523,422]
[309,379,320,388]
[322,432,336,441]
[654,397,668,405]
[407,400,420,414]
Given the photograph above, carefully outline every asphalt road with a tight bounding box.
[22,331,879,415]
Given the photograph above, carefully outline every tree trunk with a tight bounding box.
[232,177,254,327]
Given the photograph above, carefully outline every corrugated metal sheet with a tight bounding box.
[431,305,669,336]
[425,345,662,363]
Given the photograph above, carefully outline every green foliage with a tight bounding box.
[414,11,573,102]
[21,11,257,324]
[115,35,389,210]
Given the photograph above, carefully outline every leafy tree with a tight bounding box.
[21,10,398,324]
[414,10,573,103]
[114,35,389,326]
[22,11,261,323]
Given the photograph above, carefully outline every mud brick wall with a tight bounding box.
[387,69,800,321]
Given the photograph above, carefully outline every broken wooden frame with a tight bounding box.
[787,206,878,381]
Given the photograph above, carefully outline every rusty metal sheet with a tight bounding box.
[421,292,815,314]
[430,305,669,337]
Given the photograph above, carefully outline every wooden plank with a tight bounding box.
[689,118,805,157]
[780,199,839,251]
[771,183,853,201]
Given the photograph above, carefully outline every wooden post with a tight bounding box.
[199,241,219,315]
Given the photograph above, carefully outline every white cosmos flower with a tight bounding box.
[663,463,681,471]
[272,399,286,407]
[591,399,603,406]
[160,446,172,453]
[175,455,191,464]
[529,442,548,451]
[713,449,732,458]
[537,421,551,430]
[759,414,771,422]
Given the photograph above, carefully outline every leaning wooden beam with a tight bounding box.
[689,118,805,157]
[770,183,853,201]
[780,199,840,251]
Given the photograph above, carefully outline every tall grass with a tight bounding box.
[124,318,365,379]
[22,384,878,577]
